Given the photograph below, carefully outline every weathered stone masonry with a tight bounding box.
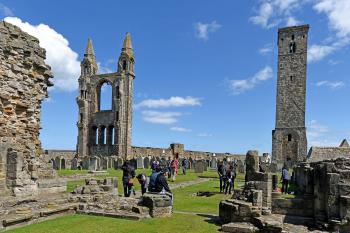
[0,21,64,197]
[76,34,134,160]
[272,25,309,169]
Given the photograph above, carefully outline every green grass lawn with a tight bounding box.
[64,168,221,193]
[173,178,244,214]
[6,213,220,233]
[6,173,246,233]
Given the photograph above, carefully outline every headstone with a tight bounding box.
[194,160,204,173]
[204,160,208,171]
[117,158,123,169]
[130,158,137,169]
[144,157,150,169]
[89,156,100,171]
[211,158,217,169]
[137,157,144,169]
[237,160,245,173]
[101,157,108,170]
[54,157,60,170]
[71,158,78,170]
[189,157,194,169]
[246,150,259,181]
[60,158,66,169]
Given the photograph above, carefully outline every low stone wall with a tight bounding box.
[272,198,313,217]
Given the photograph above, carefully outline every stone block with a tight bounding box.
[222,222,259,233]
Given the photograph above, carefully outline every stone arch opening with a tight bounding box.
[61,158,66,169]
[96,80,113,112]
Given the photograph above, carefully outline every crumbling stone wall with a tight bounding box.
[294,158,350,231]
[0,21,58,196]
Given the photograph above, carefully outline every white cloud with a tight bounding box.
[194,21,222,41]
[197,133,213,137]
[170,127,192,132]
[228,66,273,95]
[307,120,329,139]
[251,0,350,62]
[259,43,273,55]
[286,16,301,26]
[250,0,303,28]
[314,0,350,39]
[135,96,201,109]
[0,3,13,16]
[308,44,337,63]
[4,17,80,92]
[315,80,345,90]
[142,111,182,124]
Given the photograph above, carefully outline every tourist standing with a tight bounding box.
[217,160,227,193]
[122,160,136,197]
[182,158,188,175]
[167,157,172,178]
[225,165,236,195]
[281,164,290,194]
[170,153,179,182]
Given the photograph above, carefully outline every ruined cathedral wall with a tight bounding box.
[0,21,53,157]
[0,21,56,196]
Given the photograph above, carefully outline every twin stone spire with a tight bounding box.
[82,32,134,74]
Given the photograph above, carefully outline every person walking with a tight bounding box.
[182,158,188,175]
[281,164,290,194]
[122,160,136,197]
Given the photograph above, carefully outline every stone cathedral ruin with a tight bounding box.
[2,18,350,233]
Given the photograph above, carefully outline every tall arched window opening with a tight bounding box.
[100,82,112,111]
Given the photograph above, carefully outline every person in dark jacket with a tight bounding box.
[122,160,135,197]
[217,160,227,193]
[281,164,290,194]
[182,158,188,175]
[225,165,236,195]
[148,166,171,193]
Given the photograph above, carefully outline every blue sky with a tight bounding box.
[1,0,350,154]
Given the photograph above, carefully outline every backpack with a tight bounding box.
[148,172,160,191]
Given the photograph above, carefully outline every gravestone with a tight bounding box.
[204,160,208,171]
[89,156,100,171]
[237,160,245,173]
[189,157,194,169]
[71,158,78,170]
[117,158,123,169]
[137,157,144,169]
[54,157,60,170]
[211,158,217,169]
[101,157,108,170]
[194,160,205,173]
[144,157,150,169]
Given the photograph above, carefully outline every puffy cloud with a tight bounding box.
[141,111,182,124]
[194,21,222,41]
[250,0,350,62]
[228,66,273,95]
[250,0,303,28]
[4,17,80,92]
[135,96,201,109]
[170,127,192,132]
[315,80,345,90]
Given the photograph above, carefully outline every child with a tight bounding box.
[136,173,149,195]
[129,177,136,196]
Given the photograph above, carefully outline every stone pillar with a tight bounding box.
[245,150,259,182]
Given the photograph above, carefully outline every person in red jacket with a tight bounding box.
[170,153,179,182]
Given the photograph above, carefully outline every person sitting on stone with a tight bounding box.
[281,164,290,194]
[148,166,171,194]
[122,160,135,197]
[136,173,149,195]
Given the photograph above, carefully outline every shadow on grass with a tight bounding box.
[197,213,222,227]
